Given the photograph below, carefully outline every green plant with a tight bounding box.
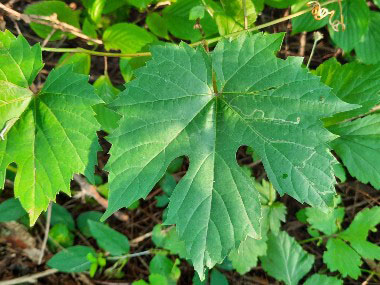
[1,0,380,284]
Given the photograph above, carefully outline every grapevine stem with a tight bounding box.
[41,0,341,58]
[299,234,335,244]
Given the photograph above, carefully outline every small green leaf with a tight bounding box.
[147,13,169,39]
[49,223,74,249]
[47,246,95,272]
[103,23,156,53]
[0,198,27,222]
[323,238,362,279]
[24,1,80,41]
[333,162,346,183]
[305,207,344,235]
[88,220,130,256]
[210,269,229,285]
[152,224,187,259]
[77,211,103,238]
[261,231,314,285]
[266,203,287,235]
[229,235,267,274]
[340,206,380,260]
[92,75,121,133]
[304,274,343,285]
[330,115,380,189]
[149,255,181,284]
[127,0,153,9]
[49,203,75,231]
[189,6,205,20]
[355,11,380,64]
[57,53,91,75]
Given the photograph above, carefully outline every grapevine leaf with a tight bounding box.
[340,206,380,260]
[305,207,344,235]
[104,33,354,278]
[24,1,80,41]
[266,203,287,235]
[323,238,362,279]
[329,115,380,189]
[0,33,101,224]
[260,231,314,285]
[304,274,343,285]
[315,59,380,125]
[47,246,95,272]
[355,12,380,65]
[328,0,369,52]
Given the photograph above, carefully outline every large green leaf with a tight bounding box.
[0,32,101,224]
[330,115,380,189]
[315,59,380,125]
[24,1,80,41]
[355,11,380,65]
[103,33,352,278]
[323,238,362,279]
[260,231,314,285]
[328,0,369,52]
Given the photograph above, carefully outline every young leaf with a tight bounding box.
[0,198,27,222]
[77,211,103,238]
[260,231,314,285]
[88,220,130,256]
[305,207,344,235]
[323,238,362,279]
[329,115,380,189]
[355,11,380,65]
[340,206,380,260]
[47,246,96,272]
[149,255,181,285]
[24,1,80,41]
[304,274,343,285]
[49,203,75,231]
[0,33,101,223]
[328,0,369,52]
[103,33,353,278]
[228,235,267,275]
[315,59,380,125]
[92,75,121,133]
[49,223,74,249]
[152,224,188,259]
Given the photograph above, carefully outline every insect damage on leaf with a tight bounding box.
[104,32,354,279]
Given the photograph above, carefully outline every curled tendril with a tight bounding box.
[307,1,346,32]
